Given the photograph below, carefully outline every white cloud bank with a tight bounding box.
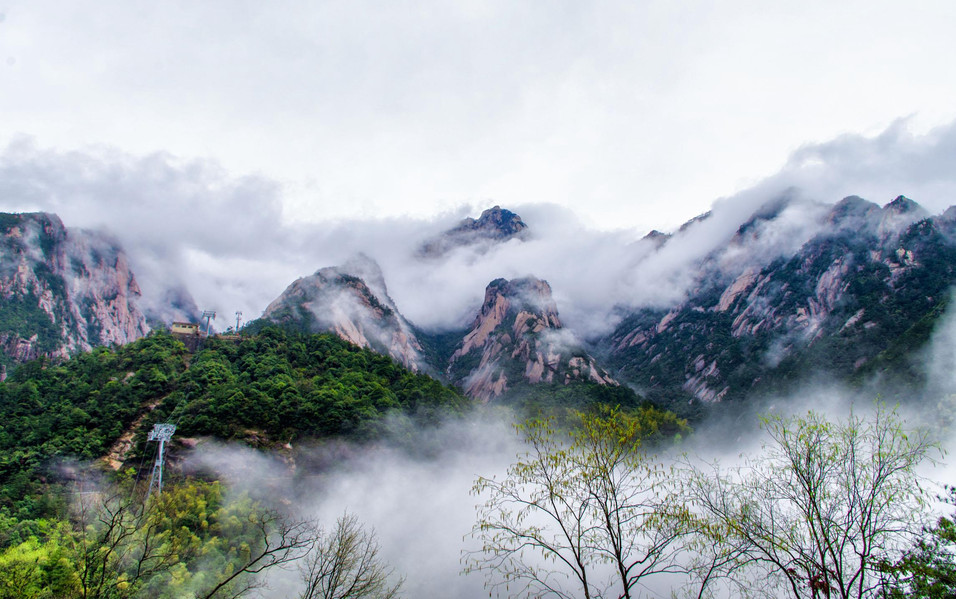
[0,118,954,337]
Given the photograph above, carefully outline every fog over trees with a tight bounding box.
[466,404,943,599]
[1,2,956,596]
[0,330,954,598]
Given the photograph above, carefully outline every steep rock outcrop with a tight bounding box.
[607,197,956,404]
[260,261,621,401]
[878,195,929,242]
[0,212,150,368]
[260,255,425,372]
[641,230,671,248]
[447,276,616,401]
[418,206,529,258]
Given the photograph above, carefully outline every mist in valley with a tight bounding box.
[172,295,956,598]
[2,4,956,597]
[5,126,956,594]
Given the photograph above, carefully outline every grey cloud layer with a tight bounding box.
[1,119,955,337]
[3,1,954,230]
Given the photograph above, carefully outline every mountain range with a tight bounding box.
[605,195,956,406]
[2,199,954,411]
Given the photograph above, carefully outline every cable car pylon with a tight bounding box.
[145,423,176,498]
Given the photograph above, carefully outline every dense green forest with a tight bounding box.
[0,327,475,520]
[0,327,476,598]
[0,478,302,599]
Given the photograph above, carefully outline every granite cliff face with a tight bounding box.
[256,204,623,402]
[260,255,426,372]
[606,196,956,404]
[10,196,953,411]
[257,199,956,406]
[258,208,617,399]
[259,264,618,401]
[446,276,616,401]
[0,212,151,369]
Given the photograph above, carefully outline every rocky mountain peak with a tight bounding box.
[467,206,528,238]
[642,230,671,248]
[418,206,529,258]
[878,196,929,241]
[826,196,881,227]
[260,256,425,372]
[736,195,796,234]
[884,195,925,215]
[339,253,390,300]
[677,211,712,233]
[607,193,956,406]
[484,276,559,318]
[729,195,808,247]
[447,275,614,402]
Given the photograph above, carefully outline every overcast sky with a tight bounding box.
[1,0,955,232]
[1,1,956,330]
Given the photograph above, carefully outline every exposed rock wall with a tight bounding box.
[418,206,529,257]
[607,196,956,403]
[447,277,616,402]
[0,212,150,366]
[260,259,618,401]
[261,256,426,372]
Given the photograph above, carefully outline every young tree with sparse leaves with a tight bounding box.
[467,407,689,599]
[298,512,403,599]
[683,405,937,599]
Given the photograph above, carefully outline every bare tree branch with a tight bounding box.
[298,512,403,599]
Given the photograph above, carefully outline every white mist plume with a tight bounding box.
[183,412,523,599]
[2,119,956,341]
[923,292,956,402]
[174,290,956,599]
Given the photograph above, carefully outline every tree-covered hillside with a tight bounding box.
[0,325,687,598]
[156,327,470,441]
[0,327,471,521]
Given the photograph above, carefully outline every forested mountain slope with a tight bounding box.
[0,327,470,520]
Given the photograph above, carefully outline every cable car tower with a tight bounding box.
[201,310,216,336]
[146,423,176,498]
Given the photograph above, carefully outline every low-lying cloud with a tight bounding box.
[183,412,523,599]
[2,118,956,340]
[167,264,956,598]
